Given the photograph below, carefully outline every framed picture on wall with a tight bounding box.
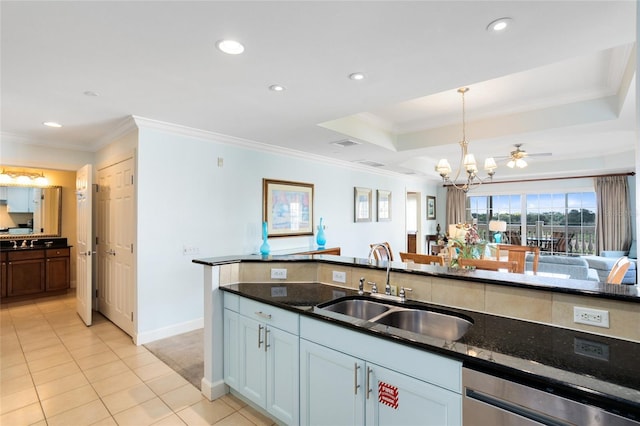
[354,187,372,222]
[427,195,436,220]
[377,190,392,222]
[263,178,314,237]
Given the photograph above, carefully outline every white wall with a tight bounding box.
[134,125,437,340]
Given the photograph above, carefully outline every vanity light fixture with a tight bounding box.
[349,72,366,81]
[486,17,512,33]
[0,169,50,187]
[269,84,286,92]
[216,39,245,55]
[43,121,62,128]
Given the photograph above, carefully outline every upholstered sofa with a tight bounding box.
[583,241,637,285]
[525,254,599,281]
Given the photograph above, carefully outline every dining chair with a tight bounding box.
[399,252,444,266]
[457,258,519,272]
[496,244,540,274]
[606,256,631,284]
[370,242,394,261]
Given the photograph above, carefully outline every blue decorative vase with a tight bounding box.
[316,217,326,248]
[260,221,270,255]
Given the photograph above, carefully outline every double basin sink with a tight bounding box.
[316,296,473,341]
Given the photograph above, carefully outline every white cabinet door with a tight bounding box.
[7,187,34,213]
[236,312,299,425]
[238,315,267,408]
[223,309,240,390]
[300,339,365,426]
[266,326,299,425]
[366,363,462,426]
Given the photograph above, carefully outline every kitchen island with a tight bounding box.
[193,254,640,424]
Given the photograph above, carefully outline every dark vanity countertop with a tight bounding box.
[220,282,640,421]
[0,237,70,251]
[193,254,640,303]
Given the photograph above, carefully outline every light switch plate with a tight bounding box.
[271,268,287,279]
[332,271,346,283]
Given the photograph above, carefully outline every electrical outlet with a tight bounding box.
[182,246,200,256]
[573,307,609,328]
[271,268,287,279]
[390,285,398,296]
[332,271,346,283]
[574,337,609,361]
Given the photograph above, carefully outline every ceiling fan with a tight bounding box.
[495,144,552,168]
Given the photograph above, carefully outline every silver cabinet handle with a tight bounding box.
[264,328,270,352]
[258,324,264,348]
[366,366,373,400]
[254,311,272,320]
[354,363,360,395]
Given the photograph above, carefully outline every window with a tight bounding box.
[467,192,596,255]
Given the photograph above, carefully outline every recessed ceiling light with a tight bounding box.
[43,121,62,128]
[216,39,245,55]
[487,17,512,33]
[269,84,286,92]
[349,72,366,81]
[83,90,99,97]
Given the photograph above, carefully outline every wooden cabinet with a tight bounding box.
[1,251,7,298]
[300,316,462,426]
[7,249,45,297]
[224,294,299,425]
[3,247,70,302]
[46,248,70,291]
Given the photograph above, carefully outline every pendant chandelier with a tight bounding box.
[435,87,497,193]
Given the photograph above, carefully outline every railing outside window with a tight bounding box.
[466,192,596,255]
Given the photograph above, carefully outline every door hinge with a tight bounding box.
[96,236,99,245]
[95,289,98,297]
[131,175,134,185]
[95,184,99,192]
[131,312,133,321]
[131,244,133,254]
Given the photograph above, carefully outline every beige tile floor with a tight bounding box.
[1,291,275,426]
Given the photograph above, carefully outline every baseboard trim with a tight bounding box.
[201,378,228,401]
[135,317,204,345]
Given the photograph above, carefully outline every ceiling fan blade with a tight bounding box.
[525,152,553,157]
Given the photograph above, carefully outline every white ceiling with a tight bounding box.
[1,1,636,181]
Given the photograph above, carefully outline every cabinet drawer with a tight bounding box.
[224,292,240,312]
[239,297,299,335]
[46,248,70,258]
[8,249,45,261]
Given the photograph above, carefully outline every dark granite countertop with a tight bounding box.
[0,237,70,251]
[220,282,640,421]
[194,254,640,303]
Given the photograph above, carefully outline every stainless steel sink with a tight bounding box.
[318,298,390,320]
[317,297,473,340]
[373,309,472,341]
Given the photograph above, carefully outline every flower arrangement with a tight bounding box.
[448,223,487,268]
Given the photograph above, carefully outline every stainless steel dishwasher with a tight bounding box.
[463,367,639,425]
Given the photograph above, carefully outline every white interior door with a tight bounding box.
[97,157,135,337]
[76,164,93,326]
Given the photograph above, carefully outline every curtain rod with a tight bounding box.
[443,171,635,188]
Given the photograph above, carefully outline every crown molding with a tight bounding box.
[131,116,426,181]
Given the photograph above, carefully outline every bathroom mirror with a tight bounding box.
[0,186,62,239]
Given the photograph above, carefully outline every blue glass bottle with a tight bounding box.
[260,221,270,255]
[316,217,326,248]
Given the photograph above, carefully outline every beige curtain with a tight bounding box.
[595,176,632,253]
[446,186,466,229]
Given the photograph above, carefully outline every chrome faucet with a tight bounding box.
[10,240,17,249]
[368,243,392,295]
[358,277,365,295]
